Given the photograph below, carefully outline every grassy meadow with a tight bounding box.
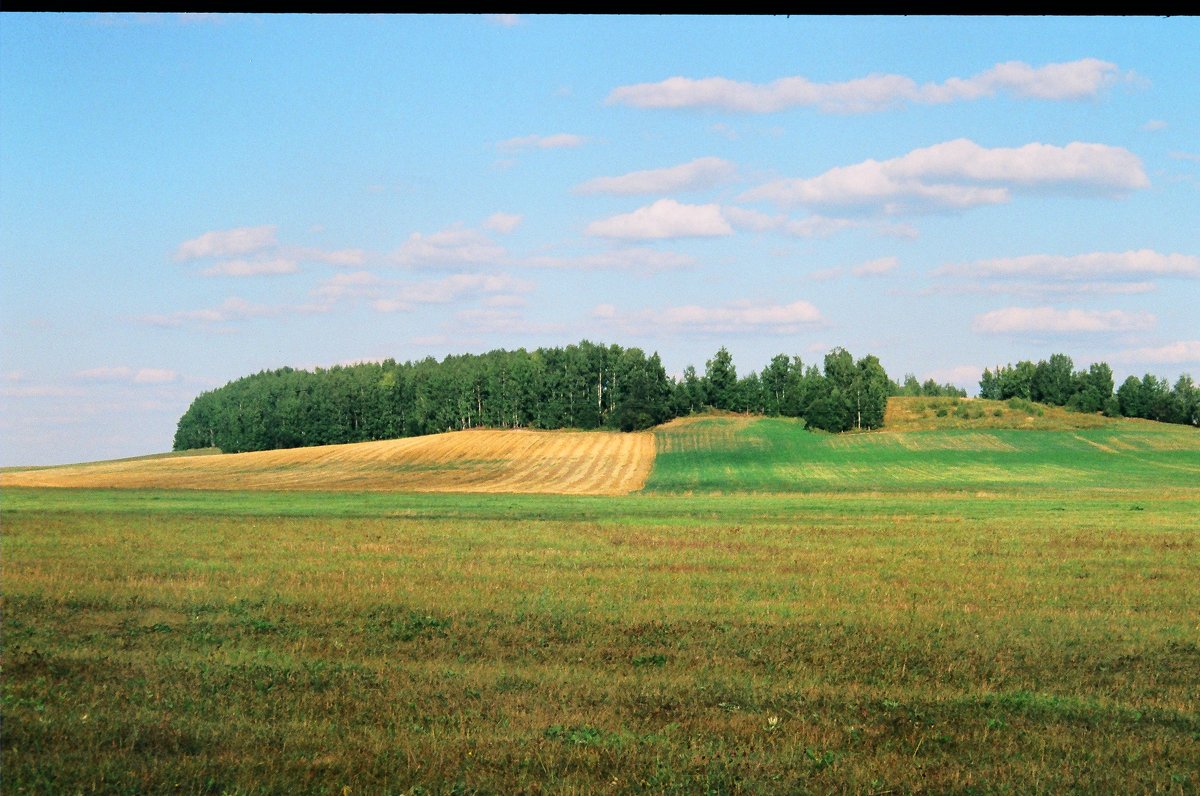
[3,400,1199,794]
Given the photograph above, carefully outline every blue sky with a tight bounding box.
[1,14,1197,465]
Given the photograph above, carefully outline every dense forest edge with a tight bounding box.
[173,341,1199,454]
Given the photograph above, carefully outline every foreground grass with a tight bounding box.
[4,486,1198,794]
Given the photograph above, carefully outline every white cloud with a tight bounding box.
[1113,340,1200,365]
[923,365,983,387]
[484,212,523,234]
[133,368,178,384]
[496,133,586,151]
[740,139,1147,213]
[851,256,899,277]
[141,296,278,327]
[1141,119,1168,132]
[609,299,823,336]
[972,306,1155,334]
[401,273,533,304]
[454,308,565,335]
[1168,151,1200,163]
[313,270,531,311]
[939,250,1200,280]
[607,58,1124,114]
[76,366,177,384]
[201,257,298,277]
[585,199,733,240]
[77,366,134,380]
[174,225,277,261]
[290,247,365,266]
[927,280,1158,298]
[483,294,528,308]
[312,270,383,301]
[392,226,506,267]
[806,267,843,282]
[575,157,737,195]
[485,14,521,26]
[523,247,695,271]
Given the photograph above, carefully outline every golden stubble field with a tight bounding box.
[0,427,656,495]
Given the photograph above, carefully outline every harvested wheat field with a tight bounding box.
[0,428,656,494]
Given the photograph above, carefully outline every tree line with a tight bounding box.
[172,342,900,453]
[980,354,1199,426]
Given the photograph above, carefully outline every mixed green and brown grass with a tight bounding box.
[3,403,1198,794]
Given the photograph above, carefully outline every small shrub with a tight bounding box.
[935,408,949,417]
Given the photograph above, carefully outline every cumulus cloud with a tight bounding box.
[484,212,523,234]
[1113,340,1200,365]
[607,58,1124,114]
[575,157,737,195]
[585,199,733,240]
[496,133,586,151]
[201,258,298,277]
[392,226,506,267]
[174,225,277,261]
[523,247,695,271]
[740,139,1148,214]
[972,306,1155,334]
[851,256,899,277]
[939,249,1200,280]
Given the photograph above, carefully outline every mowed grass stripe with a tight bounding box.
[646,406,1200,494]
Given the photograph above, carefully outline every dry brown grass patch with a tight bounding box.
[0,428,655,495]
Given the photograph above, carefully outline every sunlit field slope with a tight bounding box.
[0,428,655,495]
[647,398,1200,494]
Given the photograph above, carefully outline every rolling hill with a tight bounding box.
[3,397,1197,495]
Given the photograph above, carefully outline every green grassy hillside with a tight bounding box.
[647,403,1200,494]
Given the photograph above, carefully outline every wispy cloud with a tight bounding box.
[1113,340,1200,365]
[140,296,282,327]
[972,306,1155,334]
[454,308,565,335]
[485,14,521,27]
[313,270,532,313]
[392,225,506,268]
[174,225,277,261]
[740,139,1147,214]
[201,258,298,277]
[1141,119,1168,132]
[923,365,983,386]
[608,59,1126,114]
[851,256,899,277]
[484,212,523,234]
[76,366,178,383]
[496,133,586,151]
[604,298,824,336]
[585,199,733,240]
[939,250,1199,280]
[574,157,737,195]
[523,247,695,271]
